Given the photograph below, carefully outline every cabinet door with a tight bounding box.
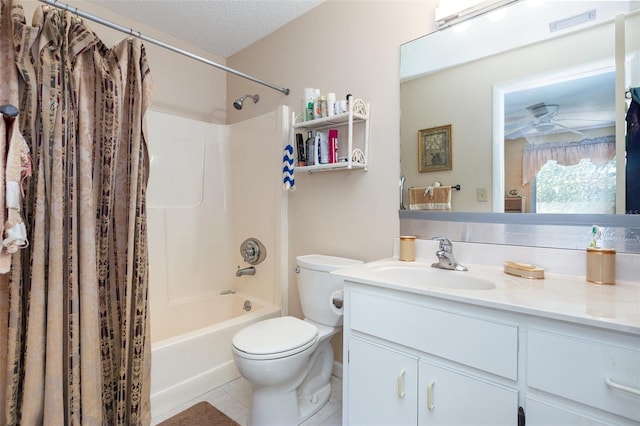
[347,337,418,426]
[418,359,518,426]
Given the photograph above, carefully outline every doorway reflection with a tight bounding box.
[502,68,616,214]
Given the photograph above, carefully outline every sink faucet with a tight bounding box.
[431,237,467,271]
[236,266,256,277]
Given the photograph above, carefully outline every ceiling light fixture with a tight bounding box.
[435,0,517,29]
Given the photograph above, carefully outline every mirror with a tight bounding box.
[400,0,640,214]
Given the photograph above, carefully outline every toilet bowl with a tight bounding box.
[232,254,362,426]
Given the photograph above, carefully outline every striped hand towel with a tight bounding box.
[282,144,295,191]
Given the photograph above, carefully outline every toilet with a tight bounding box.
[232,254,362,426]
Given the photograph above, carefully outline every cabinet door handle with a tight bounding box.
[397,369,406,398]
[605,377,640,396]
[427,379,435,410]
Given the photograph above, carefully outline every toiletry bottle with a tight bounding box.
[319,95,328,118]
[306,98,314,121]
[313,132,319,165]
[328,129,338,163]
[305,131,315,165]
[296,133,305,166]
[327,93,336,117]
[313,89,321,120]
[318,131,329,164]
[303,88,315,121]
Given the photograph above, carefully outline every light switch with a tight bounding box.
[477,187,488,202]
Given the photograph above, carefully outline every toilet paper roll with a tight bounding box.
[330,290,344,316]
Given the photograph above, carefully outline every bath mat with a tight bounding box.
[159,401,239,426]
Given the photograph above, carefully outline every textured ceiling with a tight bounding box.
[87,0,324,58]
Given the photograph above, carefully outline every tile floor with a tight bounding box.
[152,375,343,426]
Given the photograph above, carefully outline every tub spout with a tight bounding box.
[220,289,236,295]
[236,266,256,277]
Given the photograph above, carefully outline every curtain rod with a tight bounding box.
[38,0,290,96]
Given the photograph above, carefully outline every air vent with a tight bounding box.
[549,9,596,33]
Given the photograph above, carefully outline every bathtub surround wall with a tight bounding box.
[146,111,231,342]
[146,108,286,418]
[146,109,285,343]
[229,108,289,307]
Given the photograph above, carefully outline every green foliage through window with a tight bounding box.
[535,158,616,214]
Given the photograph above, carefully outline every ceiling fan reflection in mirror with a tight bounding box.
[504,102,615,141]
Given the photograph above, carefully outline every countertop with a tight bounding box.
[333,258,640,335]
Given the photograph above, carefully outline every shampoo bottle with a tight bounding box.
[318,131,329,164]
[305,131,315,166]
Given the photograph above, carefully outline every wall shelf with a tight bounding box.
[292,98,369,173]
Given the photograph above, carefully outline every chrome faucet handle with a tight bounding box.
[432,237,453,252]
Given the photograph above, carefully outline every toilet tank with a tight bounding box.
[296,254,363,327]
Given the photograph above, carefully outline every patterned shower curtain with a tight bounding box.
[0,0,153,424]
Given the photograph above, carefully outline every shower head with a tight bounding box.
[233,94,260,110]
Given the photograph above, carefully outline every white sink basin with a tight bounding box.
[366,263,496,290]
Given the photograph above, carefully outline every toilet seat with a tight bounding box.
[232,316,318,360]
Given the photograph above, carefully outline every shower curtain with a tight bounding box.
[0,1,153,424]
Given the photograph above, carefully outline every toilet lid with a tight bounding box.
[232,316,318,358]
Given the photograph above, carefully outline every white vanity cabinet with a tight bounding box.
[346,337,519,426]
[342,282,640,425]
[344,287,520,425]
[525,328,640,425]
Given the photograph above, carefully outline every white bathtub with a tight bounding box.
[150,293,280,419]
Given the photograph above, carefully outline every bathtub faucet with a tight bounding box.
[220,289,236,295]
[236,266,256,277]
